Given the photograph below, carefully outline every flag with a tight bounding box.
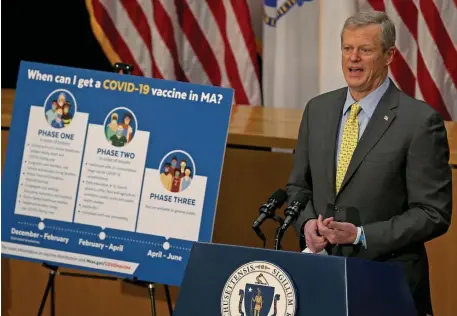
[261,0,457,120]
[318,1,359,94]
[262,0,358,109]
[262,0,319,109]
[363,0,457,121]
[85,0,262,106]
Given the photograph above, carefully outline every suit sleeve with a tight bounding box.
[286,101,317,245]
[362,112,453,257]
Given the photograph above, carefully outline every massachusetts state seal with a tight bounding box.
[220,261,297,316]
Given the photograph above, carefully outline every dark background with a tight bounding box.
[2,1,113,89]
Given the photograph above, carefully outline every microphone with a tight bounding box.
[280,191,309,231]
[274,191,309,250]
[252,189,288,229]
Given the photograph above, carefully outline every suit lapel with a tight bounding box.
[326,90,346,196]
[337,84,399,196]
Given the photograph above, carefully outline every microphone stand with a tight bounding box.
[273,196,308,251]
[251,190,287,248]
[253,214,284,248]
[273,225,286,250]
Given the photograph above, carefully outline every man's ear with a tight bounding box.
[385,46,395,66]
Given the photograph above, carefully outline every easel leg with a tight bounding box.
[51,275,56,316]
[164,285,173,316]
[37,264,58,316]
[148,283,157,316]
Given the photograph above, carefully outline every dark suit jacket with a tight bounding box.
[286,82,452,315]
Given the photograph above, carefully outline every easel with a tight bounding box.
[37,263,119,316]
[37,62,174,316]
[37,263,174,316]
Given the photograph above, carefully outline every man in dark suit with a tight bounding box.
[286,10,452,315]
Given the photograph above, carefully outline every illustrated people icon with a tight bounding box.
[104,108,136,147]
[51,106,64,128]
[44,90,76,129]
[110,125,127,147]
[170,157,178,174]
[178,160,187,178]
[106,113,119,140]
[46,100,58,125]
[181,167,192,191]
[62,101,73,127]
[57,92,66,107]
[159,152,195,193]
[160,163,172,191]
[252,288,263,316]
[122,113,134,142]
[170,169,182,193]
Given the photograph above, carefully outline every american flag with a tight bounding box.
[364,0,457,120]
[85,0,262,106]
[262,0,456,120]
[86,0,456,120]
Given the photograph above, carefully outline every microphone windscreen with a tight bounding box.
[270,189,288,205]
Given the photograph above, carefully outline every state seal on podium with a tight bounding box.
[220,261,297,316]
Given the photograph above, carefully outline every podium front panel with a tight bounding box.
[174,243,348,315]
[347,257,417,316]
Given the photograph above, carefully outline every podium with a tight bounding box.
[174,242,417,316]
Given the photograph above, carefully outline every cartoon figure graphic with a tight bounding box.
[46,100,58,125]
[104,107,137,147]
[170,157,178,174]
[44,90,77,129]
[62,101,73,127]
[181,167,192,191]
[170,169,182,193]
[122,113,134,143]
[57,92,66,107]
[159,151,195,193]
[179,160,187,178]
[51,106,64,129]
[106,113,119,140]
[110,125,127,147]
[160,163,173,191]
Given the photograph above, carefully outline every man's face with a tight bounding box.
[125,116,131,125]
[341,24,394,94]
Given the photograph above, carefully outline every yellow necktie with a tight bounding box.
[336,103,361,193]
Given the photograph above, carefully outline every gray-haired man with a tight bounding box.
[286,10,452,315]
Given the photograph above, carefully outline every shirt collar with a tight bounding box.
[343,76,391,118]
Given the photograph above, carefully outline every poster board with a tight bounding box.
[1,61,234,286]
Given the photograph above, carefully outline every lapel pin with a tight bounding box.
[384,115,389,121]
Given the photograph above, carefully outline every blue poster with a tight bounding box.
[1,61,234,286]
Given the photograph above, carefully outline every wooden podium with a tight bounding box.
[2,88,457,315]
